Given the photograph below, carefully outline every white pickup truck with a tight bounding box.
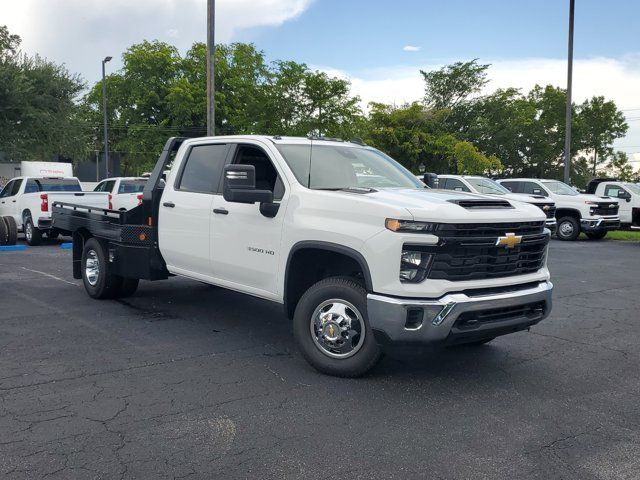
[497,178,620,241]
[0,176,109,245]
[587,178,640,229]
[92,177,147,211]
[53,136,553,377]
[429,174,558,234]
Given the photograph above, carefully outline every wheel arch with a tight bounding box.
[284,241,373,319]
[555,208,581,220]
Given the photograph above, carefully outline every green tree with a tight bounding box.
[421,59,490,110]
[603,151,636,181]
[0,25,88,162]
[364,102,501,174]
[577,96,628,175]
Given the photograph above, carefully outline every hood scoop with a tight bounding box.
[448,199,513,209]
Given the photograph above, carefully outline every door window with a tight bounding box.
[232,145,285,201]
[103,180,116,194]
[604,185,627,198]
[521,182,546,196]
[9,179,22,196]
[93,182,106,192]
[176,144,230,193]
[500,181,519,193]
[443,178,471,192]
[0,180,14,198]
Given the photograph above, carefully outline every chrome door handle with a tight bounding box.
[213,208,228,215]
[162,201,175,208]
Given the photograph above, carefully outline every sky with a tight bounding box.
[1,0,639,166]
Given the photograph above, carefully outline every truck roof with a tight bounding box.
[184,135,364,148]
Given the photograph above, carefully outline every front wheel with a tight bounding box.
[556,216,580,241]
[293,277,382,377]
[586,231,607,240]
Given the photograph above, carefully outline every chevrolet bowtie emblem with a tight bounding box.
[496,233,522,248]
[542,205,551,211]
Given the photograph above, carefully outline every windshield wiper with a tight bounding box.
[315,186,377,194]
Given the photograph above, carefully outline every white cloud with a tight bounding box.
[321,56,640,168]
[0,0,313,82]
[402,45,420,52]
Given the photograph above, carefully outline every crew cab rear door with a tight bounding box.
[158,142,231,278]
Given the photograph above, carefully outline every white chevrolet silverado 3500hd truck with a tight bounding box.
[587,178,640,229]
[52,136,553,377]
[498,178,620,241]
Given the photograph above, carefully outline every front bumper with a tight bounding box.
[580,217,620,233]
[367,281,553,347]
[545,219,557,235]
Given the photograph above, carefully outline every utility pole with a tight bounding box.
[102,56,112,179]
[207,0,215,136]
[563,0,575,184]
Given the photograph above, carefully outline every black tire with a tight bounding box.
[586,231,607,240]
[24,217,42,246]
[0,217,8,245]
[81,238,121,299]
[556,216,580,241]
[117,278,139,298]
[293,277,383,378]
[3,216,18,245]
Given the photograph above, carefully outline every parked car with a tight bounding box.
[587,178,640,230]
[0,176,109,245]
[53,136,553,377]
[93,177,147,211]
[497,178,620,241]
[430,174,557,234]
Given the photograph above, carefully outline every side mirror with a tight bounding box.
[618,191,631,202]
[422,173,437,188]
[223,164,273,204]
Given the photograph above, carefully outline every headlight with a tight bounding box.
[400,249,433,283]
[386,218,438,233]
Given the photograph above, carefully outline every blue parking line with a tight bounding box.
[0,245,27,252]
[60,242,73,250]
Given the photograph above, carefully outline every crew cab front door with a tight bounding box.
[210,143,287,299]
[158,142,231,278]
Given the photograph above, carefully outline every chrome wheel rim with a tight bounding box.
[25,222,32,241]
[85,249,99,286]
[559,221,574,236]
[310,299,365,359]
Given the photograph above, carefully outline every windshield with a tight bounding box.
[465,177,510,195]
[275,144,424,190]
[624,183,640,195]
[541,180,578,196]
[118,180,146,194]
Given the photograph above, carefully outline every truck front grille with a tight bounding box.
[407,221,548,281]
[536,203,556,219]
[591,203,619,216]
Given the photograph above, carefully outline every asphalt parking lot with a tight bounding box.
[1,238,639,479]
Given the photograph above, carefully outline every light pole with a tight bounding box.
[563,0,575,185]
[207,0,215,136]
[101,56,112,179]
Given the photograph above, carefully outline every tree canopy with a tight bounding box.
[0,26,633,184]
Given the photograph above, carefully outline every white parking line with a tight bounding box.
[20,267,79,286]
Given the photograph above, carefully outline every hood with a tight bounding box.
[502,193,552,205]
[559,193,619,205]
[348,188,546,223]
